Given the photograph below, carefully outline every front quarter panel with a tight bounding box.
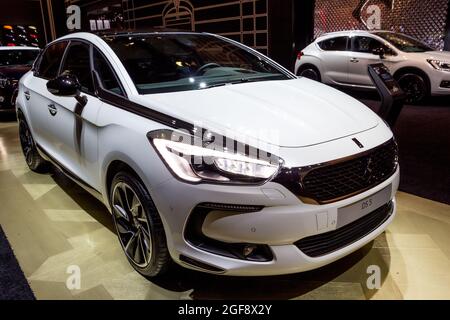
[96,103,175,209]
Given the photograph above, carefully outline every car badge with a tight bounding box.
[363,157,374,180]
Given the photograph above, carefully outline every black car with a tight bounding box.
[0,47,40,113]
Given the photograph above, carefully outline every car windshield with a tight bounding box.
[374,32,433,52]
[0,49,39,66]
[104,33,291,94]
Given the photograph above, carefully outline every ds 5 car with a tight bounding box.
[17,32,399,277]
[295,30,450,103]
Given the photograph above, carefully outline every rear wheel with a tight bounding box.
[110,171,171,277]
[18,117,49,173]
[396,72,429,104]
[298,65,321,82]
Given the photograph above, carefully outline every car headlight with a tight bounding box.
[148,129,282,184]
[427,59,450,72]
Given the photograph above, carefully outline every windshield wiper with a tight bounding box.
[202,78,251,89]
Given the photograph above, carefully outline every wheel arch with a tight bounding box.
[16,107,25,119]
[16,103,35,137]
[296,63,321,76]
[393,66,431,90]
[104,159,144,206]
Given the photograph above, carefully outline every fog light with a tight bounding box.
[440,80,450,88]
[243,244,257,257]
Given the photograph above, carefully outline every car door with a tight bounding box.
[347,36,394,87]
[317,36,350,84]
[23,40,69,156]
[80,46,127,190]
[53,40,105,189]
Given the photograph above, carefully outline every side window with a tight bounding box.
[93,48,124,96]
[318,37,348,51]
[36,41,68,79]
[352,36,393,55]
[60,42,94,94]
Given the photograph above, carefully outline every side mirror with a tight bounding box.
[372,47,385,59]
[46,73,81,97]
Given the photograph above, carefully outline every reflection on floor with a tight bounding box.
[0,120,449,300]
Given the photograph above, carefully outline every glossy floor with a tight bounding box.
[0,120,449,300]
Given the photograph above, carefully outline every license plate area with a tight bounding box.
[337,185,391,228]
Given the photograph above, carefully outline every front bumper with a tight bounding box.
[429,69,450,95]
[151,164,399,276]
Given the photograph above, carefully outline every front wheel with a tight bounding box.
[397,73,429,104]
[110,171,171,277]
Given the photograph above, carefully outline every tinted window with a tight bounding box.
[37,41,68,79]
[93,48,124,96]
[318,37,348,51]
[352,36,393,55]
[104,33,290,94]
[0,49,39,66]
[60,42,94,94]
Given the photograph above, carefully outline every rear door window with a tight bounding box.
[318,37,349,51]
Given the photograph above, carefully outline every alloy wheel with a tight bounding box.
[112,182,152,268]
[398,73,427,104]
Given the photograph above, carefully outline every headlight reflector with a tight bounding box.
[427,59,450,72]
[149,129,281,184]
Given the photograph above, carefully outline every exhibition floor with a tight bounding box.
[0,113,449,300]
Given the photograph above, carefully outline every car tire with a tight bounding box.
[110,171,171,277]
[396,72,429,104]
[297,65,321,82]
[18,117,49,173]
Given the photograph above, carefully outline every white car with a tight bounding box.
[17,32,399,277]
[295,30,450,103]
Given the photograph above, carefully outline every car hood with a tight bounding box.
[134,78,380,148]
[0,64,31,80]
[407,51,450,61]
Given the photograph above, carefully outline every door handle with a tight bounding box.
[24,91,30,100]
[48,104,57,116]
[350,58,359,63]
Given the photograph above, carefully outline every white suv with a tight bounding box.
[17,32,399,277]
[295,30,450,103]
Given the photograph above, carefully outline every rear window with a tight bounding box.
[318,37,348,51]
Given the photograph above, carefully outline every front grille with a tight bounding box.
[295,201,393,257]
[274,139,398,204]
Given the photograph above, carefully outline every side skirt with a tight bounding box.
[35,144,105,203]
